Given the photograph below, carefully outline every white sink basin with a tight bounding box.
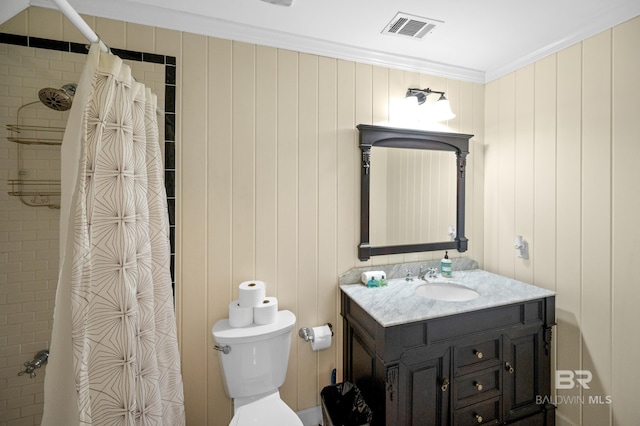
[415,281,480,302]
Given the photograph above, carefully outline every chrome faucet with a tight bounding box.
[417,265,427,280]
[18,349,49,379]
[407,266,429,281]
[427,267,438,278]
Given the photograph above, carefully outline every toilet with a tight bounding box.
[212,309,303,426]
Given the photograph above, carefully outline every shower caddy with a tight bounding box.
[6,99,66,209]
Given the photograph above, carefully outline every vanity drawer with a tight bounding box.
[454,367,502,409]
[453,397,501,425]
[454,337,501,375]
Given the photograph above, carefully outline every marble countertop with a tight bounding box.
[340,269,555,327]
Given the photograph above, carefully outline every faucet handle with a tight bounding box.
[17,349,49,379]
[427,267,438,278]
[405,269,414,281]
[18,362,36,377]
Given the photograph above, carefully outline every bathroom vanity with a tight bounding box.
[340,269,556,425]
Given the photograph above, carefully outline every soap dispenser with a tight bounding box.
[441,251,452,278]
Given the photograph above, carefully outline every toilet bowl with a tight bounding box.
[212,310,303,426]
[229,391,302,426]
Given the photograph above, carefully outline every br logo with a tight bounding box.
[556,370,592,389]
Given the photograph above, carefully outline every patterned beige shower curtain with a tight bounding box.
[43,44,185,425]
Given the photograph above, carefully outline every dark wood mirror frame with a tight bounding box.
[357,124,473,261]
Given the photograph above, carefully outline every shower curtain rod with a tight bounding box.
[50,0,109,53]
[48,0,166,116]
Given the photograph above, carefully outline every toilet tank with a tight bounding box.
[212,310,296,398]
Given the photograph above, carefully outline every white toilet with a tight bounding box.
[212,309,303,426]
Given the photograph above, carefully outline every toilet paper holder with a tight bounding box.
[298,323,333,342]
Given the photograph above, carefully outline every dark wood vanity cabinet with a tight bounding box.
[341,292,556,426]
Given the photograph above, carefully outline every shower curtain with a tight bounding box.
[43,44,185,425]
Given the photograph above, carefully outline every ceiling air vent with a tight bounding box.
[382,12,442,39]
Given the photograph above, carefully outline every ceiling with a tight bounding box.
[11,0,640,82]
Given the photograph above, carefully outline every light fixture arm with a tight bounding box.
[404,87,456,121]
[406,87,446,104]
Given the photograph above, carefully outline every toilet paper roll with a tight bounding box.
[238,281,267,308]
[228,300,253,328]
[361,271,386,285]
[254,297,278,325]
[310,325,332,351]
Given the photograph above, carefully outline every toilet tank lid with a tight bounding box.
[212,310,296,344]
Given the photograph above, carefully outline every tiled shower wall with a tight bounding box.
[0,42,167,425]
[0,43,79,425]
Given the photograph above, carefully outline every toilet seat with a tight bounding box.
[229,393,303,426]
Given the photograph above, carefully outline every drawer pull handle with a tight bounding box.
[474,350,483,359]
[475,413,483,423]
[505,362,515,373]
[441,378,450,392]
[474,382,483,391]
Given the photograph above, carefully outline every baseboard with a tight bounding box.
[297,405,322,426]
[555,411,580,426]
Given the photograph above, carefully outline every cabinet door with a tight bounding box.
[503,328,545,422]
[398,347,451,426]
[344,321,386,424]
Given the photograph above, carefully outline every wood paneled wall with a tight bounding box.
[484,16,640,426]
[180,39,485,424]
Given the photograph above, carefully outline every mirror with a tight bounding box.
[357,124,473,261]
[369,147,457,246]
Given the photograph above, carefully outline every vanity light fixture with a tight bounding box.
[406,87,456,121]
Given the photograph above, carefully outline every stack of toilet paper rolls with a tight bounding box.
[228,281,279,327]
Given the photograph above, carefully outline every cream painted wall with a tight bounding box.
[484,15,640,426]
[179,33,485,426]
[1,6,485,425]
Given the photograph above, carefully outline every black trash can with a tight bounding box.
[321,382,373,426]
